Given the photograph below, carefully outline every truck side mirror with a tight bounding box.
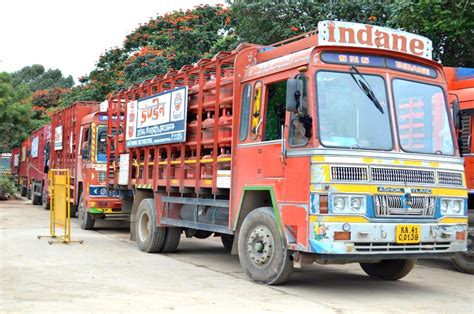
[452,97,461,130]
[286,79,304,112]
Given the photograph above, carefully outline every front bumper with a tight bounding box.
[309,221,468,255]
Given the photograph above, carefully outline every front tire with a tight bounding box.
[78,194,95,230]
[452,232,474,274]
[136,198,166,253]
[238,207,294,285]
[360,259,416,280]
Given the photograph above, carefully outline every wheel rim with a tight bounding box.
[247,225,275,268]
[138,211,151,242]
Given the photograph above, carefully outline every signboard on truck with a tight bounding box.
[54,126,63,151]
[126,86,188,148]
[13,154,19,167]
[318,20,433,60]
[31,136,39,158]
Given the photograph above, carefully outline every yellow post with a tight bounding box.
[38,169,83,244]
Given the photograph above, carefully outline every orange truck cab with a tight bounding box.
[444,66,474,273]
[105,21,468,284]
[49,101,124,230]
[76,110,126,229]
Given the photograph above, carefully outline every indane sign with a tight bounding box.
[126,86,188,148]
[318,21,433,60]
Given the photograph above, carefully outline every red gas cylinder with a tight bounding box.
[187,120,199,143]
[218,109,232,139]
[202,113,215,141]
[189,85,200,110]
[201,155,213,179]
[184,156,196,179]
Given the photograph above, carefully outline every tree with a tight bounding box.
[388,0,473,67]
[11,64,74,92]
[0,72,40,152]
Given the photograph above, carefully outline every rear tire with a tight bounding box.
[221,234,234,252]
[32,190,41,205]
[70,203,77,218]
[136,198,166,253]
[238,207,294,285]
[78,194,95,230]
[162,227,181,253]
[42,191,50,210]
[360,258,416,280]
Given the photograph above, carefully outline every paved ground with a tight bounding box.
[1,198,473,313]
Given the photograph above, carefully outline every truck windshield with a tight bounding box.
[393,79,454,155]
[96,125,107,163]
[316,71,392,150]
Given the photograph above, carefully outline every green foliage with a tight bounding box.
[388,0,473,66]
[11,64,74,91]
[0,176,16,199]
[0,72,41,152]
[231,0,390,45]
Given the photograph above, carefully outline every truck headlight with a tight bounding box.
[331,194,366,214]
[439,198,465,216]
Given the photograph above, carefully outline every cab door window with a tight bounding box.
[250,81,263,140]
[289,74,310,146]
[81,128,91,159]
[96,125,107,163]
[264,81,287,141]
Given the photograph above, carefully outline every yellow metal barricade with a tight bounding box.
[38,169,83,244]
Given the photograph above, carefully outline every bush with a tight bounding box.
[0,176,15,200]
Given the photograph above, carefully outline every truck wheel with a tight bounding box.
[70,203,78,218]
[42,191,50,210]
[452,233,474,274]
[360,259,416,280]
[162,227,181,253]
[32,194,41,205]
[221,234,234,252]
[238,207,294,285]
[136,198,166,253]
[78,194,95,230]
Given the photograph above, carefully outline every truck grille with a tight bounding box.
[331,166,368,181]
[98,171,107,182]
[437,171,463,186]
[374,195,435,217]
[371,167,435,184]
[354,242,450,253]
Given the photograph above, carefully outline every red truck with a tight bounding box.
[103,21,468,284]
[28,125,52,207]
[445,67,474,274]
[49,101,125,228]
[19,138,31,198]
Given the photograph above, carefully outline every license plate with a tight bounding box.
[396,225,421,244]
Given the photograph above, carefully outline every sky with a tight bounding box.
[0,0,225,83]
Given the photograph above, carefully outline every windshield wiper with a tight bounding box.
[350,65,384,114]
